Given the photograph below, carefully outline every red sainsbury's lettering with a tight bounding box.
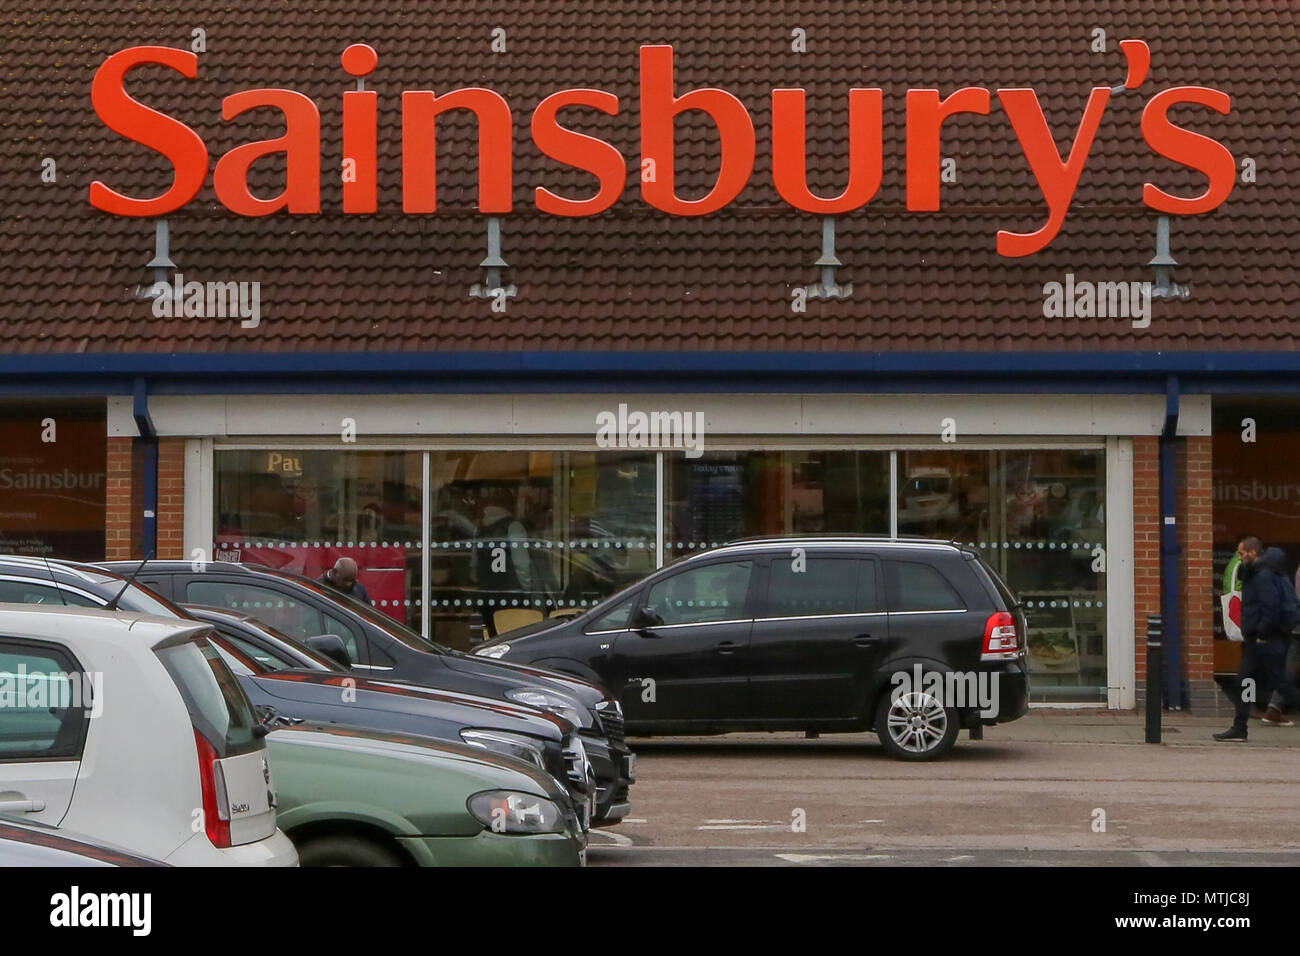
[89,46,208,217]
[87,40,1238,256]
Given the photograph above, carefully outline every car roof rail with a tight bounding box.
[723,534,959,547]
[0,556,109,583]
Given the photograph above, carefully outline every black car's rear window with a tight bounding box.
[154,632,260,758]
[970,554,1020,610]
[889,561,967,612]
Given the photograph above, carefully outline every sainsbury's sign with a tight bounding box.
[89,40,1235,257]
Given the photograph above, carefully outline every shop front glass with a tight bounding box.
[0,404,106,561]
[664,451,890,557]
[426,450,656,645]
[213,445,1106,692]
[1210,411,1300,674]
[896,448,1108,702]
[213,450,423,629]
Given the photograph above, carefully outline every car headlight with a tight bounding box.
[467,791,566,834]
[476,643,510,659]
[506,688,586,727]
[459,729,547,770]
[562,733,590,792]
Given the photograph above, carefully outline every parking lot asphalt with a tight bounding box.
[587,710,1300,866]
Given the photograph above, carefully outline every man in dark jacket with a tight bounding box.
[1215,537,1295,740]
[318,556,372,606]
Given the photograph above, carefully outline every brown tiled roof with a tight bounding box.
[2,0,1296,355]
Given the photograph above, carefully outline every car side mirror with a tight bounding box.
[467,612,487,646]
[305,633,352,668]
[630,606,664,631]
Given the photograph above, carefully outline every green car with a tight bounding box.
[266,723,586,866]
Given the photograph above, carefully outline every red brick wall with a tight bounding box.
[158,437,186,560]
[1133,436,1160,684]
[104,436,187,560]
[105,437,134,560]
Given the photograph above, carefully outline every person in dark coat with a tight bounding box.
[1215,537,1294,740]
[318,556,372,606]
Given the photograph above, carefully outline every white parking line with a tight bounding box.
[697,824,786,830]
[587,829,634,847]
[775,853,894,863]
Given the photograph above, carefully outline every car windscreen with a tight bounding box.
[153,632,260,757]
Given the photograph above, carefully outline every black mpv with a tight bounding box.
[473,537,1029,760]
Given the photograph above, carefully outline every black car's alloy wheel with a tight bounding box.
[875,689,960,761]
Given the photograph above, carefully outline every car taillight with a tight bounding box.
[982,611,1020,661]
[193,728,232,849]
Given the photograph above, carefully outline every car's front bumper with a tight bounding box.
[581,732,635,825]
[397,830,586,866]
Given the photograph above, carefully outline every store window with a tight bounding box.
[212,443,1106,684]
[896,448,1108,701]
[664,451,889,558]
[426,450,656,644]
[1211,409,1300,674]
[564,450,657,602]
[0,404,106,562]
[213,450,423,630]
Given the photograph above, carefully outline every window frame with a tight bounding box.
[0,637,92,763]
[641,558,759,629]
[0,576,104,609]
[885,559,969,614]
[182,576,363,660]
[751,552,885,621]
[583,593,640,635]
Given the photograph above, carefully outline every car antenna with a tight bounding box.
[105,551,153,611]
[40,554,68,606]
[0,529,67,606]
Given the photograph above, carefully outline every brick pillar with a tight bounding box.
[1182,436,1218,711]
[105,437,135,560]
[1133,436,1161,706]
[105,435,187,561]
[157,437,187,560]
[1133,434,1218,712]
